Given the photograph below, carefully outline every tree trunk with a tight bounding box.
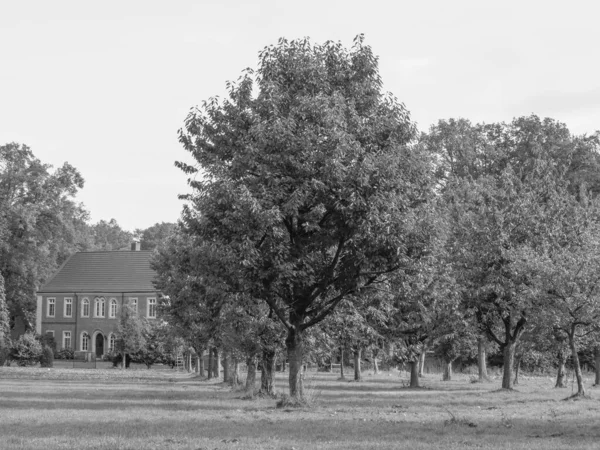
[409,359,420,388]
[195,356,200,374]
[286,324,304,401]
[281,359,286,372]
[353,347,362,382]
[207,348,214,380]
[501,342,517,390]
[594,348,600,386]
[477,337,490,381]
[233,358,240,385]
[223,351,230,383]
[121,352,125,370]
[187,352,192,373]
[568,331,585,397]
[260,348,276,396]
[340,347,345,379]
[443,360,452,381]
[245,356,257,393]
[212,348,220,378]
[555,350,567,388]
[513,355,522,385]
[373,352,379,374]
[418,349,426,377]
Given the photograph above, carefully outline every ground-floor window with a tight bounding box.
[63,331,72,350]
[109,334,116,352]
[81,332,90,351]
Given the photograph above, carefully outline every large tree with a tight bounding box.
[0,143,88,322]
[176,36,431,400]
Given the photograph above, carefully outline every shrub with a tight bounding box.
[55,348,74,360]
[39,334,57,354]
[40,345,54,368]
[111,353,131,368]
[10,333,43,366]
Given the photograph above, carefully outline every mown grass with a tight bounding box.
[1,366,599,449]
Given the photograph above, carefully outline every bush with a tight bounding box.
[111,353,131,368]
[40,345,54,368]
[55,348,74,360]
[10,333,43,366]
[39,334,57,354]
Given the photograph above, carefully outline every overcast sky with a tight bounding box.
[1,0,599,231]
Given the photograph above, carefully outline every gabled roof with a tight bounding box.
[39,251,157,293]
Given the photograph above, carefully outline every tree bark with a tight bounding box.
[353,347,362,382]
[477,337,490,381]
[207,348,214,380]
[418,349,426,377]
[286,324,304,401]
[223,351,230,382]
[187,352,192,373]
[121,353,125,370]
[409,359,420,388]
[195,356,200,374]
[568,330,585,396]
[245,356,257,393]
[260,348,276,396]
[233,358,240,385]
[340,347,345,379]
[501,342,517,390]
[555,350,567,388]
[594,347,600,386]
[373,352,379,374]
[212,348,220,378]
[513,355,522,385]
[443,359,453,381]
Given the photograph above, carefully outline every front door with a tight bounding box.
[95,333,104,357]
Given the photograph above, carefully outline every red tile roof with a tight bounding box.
[39,251,157,293]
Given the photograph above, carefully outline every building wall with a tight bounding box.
[40,291,158,355]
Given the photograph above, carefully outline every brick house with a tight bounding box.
[35,245,158,358]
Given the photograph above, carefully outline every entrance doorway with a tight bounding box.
[95,333,104,357]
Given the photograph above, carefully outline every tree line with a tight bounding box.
[152,35,600,402]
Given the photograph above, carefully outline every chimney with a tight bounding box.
[131,241,141,251]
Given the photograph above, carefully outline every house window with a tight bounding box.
[47,298,56,318]
[81,332,90,351]
[63,331,72,350]
[109,298,117,318]
[64,298,73,318]
[147,298,157,319]
[46,330,55,338]
[129,298,138,313]
[82,298,90,317]
[94,297,105,318]
[109,333,116,352]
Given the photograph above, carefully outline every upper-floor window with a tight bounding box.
[147,298,157,319]
[129,297,138,314]
[47,298,56,318]
[81,332,90,351]
[81,298,90,317]
[109,298,117,318]
[94,297,105,318]
[63,331,72,350]
[64,297,73,318]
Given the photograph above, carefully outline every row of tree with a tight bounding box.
[152,35,600,402]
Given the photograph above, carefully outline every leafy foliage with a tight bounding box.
[10,332,43,366]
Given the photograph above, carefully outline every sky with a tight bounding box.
[1,0,599,231]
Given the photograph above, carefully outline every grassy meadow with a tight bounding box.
[1,366,599,450]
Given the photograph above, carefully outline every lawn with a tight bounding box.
[1,366,599,450]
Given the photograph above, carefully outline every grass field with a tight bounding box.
[1,366,599,450]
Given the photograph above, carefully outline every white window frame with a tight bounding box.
[81,298,90,318]
[63,331,72,350]
[109,333,116,352]
[109,298,117,318]
[147,297,157,319]
[94,297,105,318]
[64,297,73,318]
[81,331,89,351]
[129,297,138,313]
[47,298,56,318]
